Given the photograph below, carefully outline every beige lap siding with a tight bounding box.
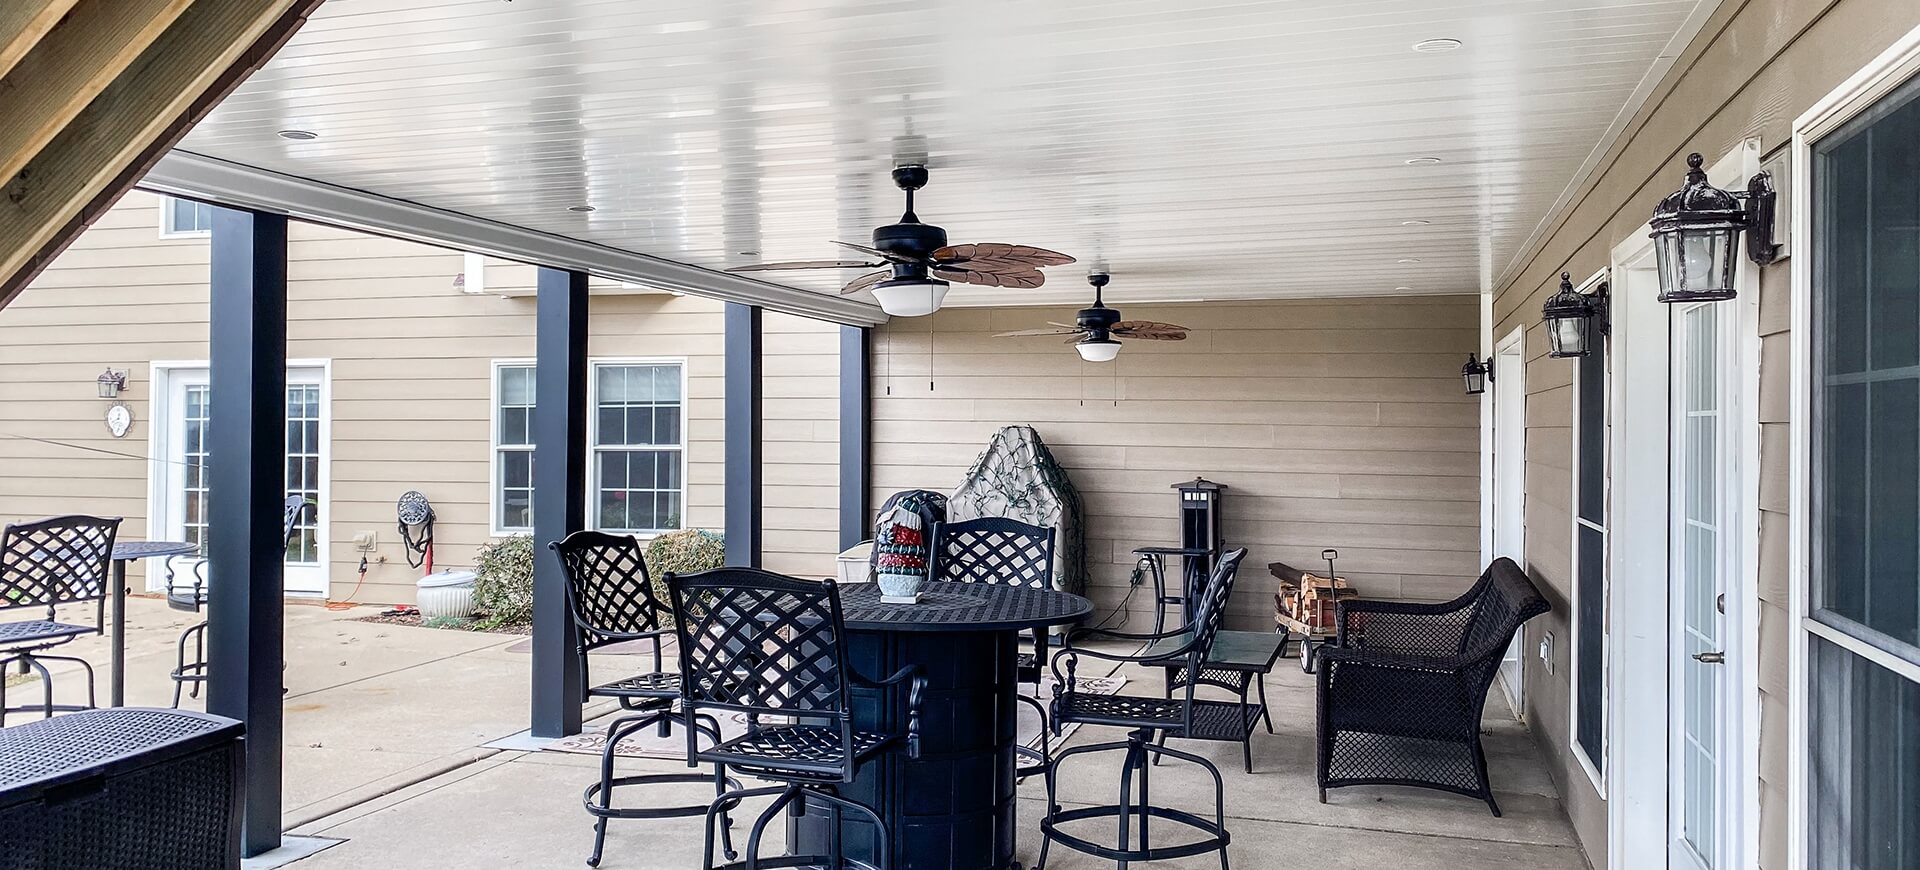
[869,297,1482,634]
[0,190,846,605]
[1486,0,1920,863]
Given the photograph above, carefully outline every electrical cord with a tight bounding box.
[324,555,368,611]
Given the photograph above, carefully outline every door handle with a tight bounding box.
[1692,651,1725,664]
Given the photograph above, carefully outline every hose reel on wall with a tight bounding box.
[397,490,435,572]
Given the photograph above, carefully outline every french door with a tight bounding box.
[150,364,329,595]
[1668,299,1737,870]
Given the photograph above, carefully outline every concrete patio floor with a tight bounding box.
[15,598,1588,869]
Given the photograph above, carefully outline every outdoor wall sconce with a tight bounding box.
[1462,354,1490,395]
[1649,152,1780,303]
[1542,272,1609,358]
[96,368,128,399]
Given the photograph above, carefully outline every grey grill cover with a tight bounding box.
[948,425,1086,596]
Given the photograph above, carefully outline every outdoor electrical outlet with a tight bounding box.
[1539,632,1555,674]
[352,531,378,552]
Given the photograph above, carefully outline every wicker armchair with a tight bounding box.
[1314,557,1548,816]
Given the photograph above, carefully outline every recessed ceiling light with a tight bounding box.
[1398,258,1423,263]
[1405,156,1443,165]
[1412,38,1464,53]
[276,130,318,141]
[737,250,759,256]
[568,205,596,213]
[1394,286,1414,292]
[1401,219,1431,226]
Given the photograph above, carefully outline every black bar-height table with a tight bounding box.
[792,580,1092,870]
[108,541,198,706]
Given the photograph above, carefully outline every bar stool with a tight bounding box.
[550,531,741,868]
[928,517,1056,777]
[1038,548,1249,870]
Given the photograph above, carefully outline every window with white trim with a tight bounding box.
[590,361,684,534]
[1571,320,1608,782]
[159,196,213,238]
[493,363,535,533]
[1806,68,1920,869]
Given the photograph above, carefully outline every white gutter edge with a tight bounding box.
[140,150,888,327]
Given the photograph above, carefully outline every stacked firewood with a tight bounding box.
[1270,561,1360,634]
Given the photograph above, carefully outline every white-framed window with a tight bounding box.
[490,360,536,534]
[1570,308,1609,791]
[159,196,213,238]
[1793,39,1920,869]
[590,360,686,535]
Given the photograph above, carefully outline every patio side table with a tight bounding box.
[0,707,244,869]
[109,541,198,707]
[1143,628,1285,773]
[790,580,1092,870]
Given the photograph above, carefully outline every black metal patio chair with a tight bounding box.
[927,516,1056,776]
[1314,556,1549,816]
[667,568,925,870]
[0,514,121,725]
[1038,547,1249,870]
[168,495,307,707]
[549,530,741,868]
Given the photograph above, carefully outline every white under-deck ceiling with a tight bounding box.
[177,0,1711,309]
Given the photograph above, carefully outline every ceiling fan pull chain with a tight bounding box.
[927,302,935,391]
[884,328,892,396]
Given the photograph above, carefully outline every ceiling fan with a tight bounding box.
[995,273,1189,361]
[724,164,1075,317]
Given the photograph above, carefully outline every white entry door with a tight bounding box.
[149,364,330,596]
[1666,299,1737,869]
[1492,327,1527,712]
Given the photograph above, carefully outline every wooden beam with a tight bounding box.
[0,0,318,310]
[0,0,198,189]
[0,0,80,82]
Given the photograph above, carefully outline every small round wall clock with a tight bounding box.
[105,402,132,438]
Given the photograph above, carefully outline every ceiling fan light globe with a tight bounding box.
[871,277,949,317]
[1075,338,1122,362]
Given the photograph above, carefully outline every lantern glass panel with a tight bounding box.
[1658,226,1738,301]
[1548,314,1588,357]
[1463,367,1486,395]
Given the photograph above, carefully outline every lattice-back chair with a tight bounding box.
[1315,557,1549,816]
[0,515,121,725]
[548,530,740,868]
[168,496,308,707]
[928,517,1056,775]
[668,568,924,870]
[1038,547,1249,870]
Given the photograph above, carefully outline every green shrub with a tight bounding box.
[473,534,535,628]
[646,528,725,606]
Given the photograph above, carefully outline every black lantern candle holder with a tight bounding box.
[1649,152,1779,303]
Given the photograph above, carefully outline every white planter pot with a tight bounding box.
[416,570,478,619]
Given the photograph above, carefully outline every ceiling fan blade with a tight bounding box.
[933,265,1045,289]
[932,243,1076,270]
[832,240,919,264]
[1110,320,1191,341]
[1047,322,1079,329]
[838,269,889,296]
[995,326,1083,337]
[726,259,881,272]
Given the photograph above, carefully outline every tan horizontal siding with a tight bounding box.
[0,190,845,602]
[870,296,1481,634]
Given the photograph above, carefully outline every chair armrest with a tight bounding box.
[850,665,927,759]
[1063,624,1193,645]
[1315,643,1473,674]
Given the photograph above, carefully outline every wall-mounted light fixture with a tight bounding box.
[1542,272,1610,358]
[1462,354,1491,395]
[1649,152,1779,303]
[96,368,128,399]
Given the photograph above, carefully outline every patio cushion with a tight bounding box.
[0,619,95,647]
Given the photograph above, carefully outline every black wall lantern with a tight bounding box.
[1542,272,1609,358]
[1649,152,1780,303]
[1462,354,1491,395]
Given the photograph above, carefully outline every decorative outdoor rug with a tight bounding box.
[546,675,1127,762]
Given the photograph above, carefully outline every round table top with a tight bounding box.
[837,581,1092,633]
[111,540,198,560]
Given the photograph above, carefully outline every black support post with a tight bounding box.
[839,325,871,550]
[205,206,288,858]
[530,267,588,738]
[724,302,763,567]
